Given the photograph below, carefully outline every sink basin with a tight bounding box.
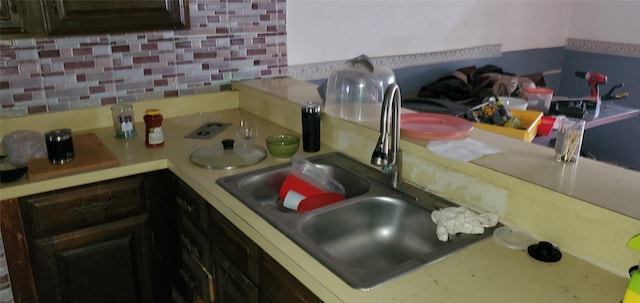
[301,196,443,271]
[216,152,496,290]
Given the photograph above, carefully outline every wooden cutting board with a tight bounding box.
[28,133,119,181]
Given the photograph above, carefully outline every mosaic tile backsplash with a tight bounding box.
[0,0,287,115]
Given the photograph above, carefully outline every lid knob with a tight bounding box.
[221,139,235,150]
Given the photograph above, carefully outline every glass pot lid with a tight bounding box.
[190,139,266,170]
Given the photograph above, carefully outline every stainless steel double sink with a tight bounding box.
[217,152,496,290]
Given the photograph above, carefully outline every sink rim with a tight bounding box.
[216,152,497,290]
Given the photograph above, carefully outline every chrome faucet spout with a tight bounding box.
[371,83,402,188]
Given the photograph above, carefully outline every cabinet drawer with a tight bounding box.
[174,252,214,303]
[176,180,208,232]
[209,207,259,283]
[178,215,211,269]
[20,175,145,236]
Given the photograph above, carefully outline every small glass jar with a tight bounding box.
[111,104,136,139]
[143,109,164,148]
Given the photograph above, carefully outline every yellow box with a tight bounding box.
[473,109,543,142]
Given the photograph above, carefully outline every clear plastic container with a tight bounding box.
[523,87,553,114]
[291,155,345,196]
[324,55,395,122]
[554,117,585,163]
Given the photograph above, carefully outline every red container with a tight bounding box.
[537,116,556,136]
[143,109,164,147]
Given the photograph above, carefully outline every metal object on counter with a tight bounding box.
[371,83,402,188]
[44,129,75,164]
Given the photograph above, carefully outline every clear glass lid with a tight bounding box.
[190,139,266,170]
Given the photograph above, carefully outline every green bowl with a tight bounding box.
[266,134,300,158]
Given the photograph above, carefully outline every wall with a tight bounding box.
[0,0,286,115]
[561,1,640,170]
[286,0,572,66]
[559,50,640,170]
[568,1,640,45]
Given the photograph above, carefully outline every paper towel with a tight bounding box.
[431,206,499,241]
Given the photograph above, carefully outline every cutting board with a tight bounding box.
[28,133,119,181]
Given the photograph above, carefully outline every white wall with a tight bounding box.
[568,0,640,45]
[286,0,573,65]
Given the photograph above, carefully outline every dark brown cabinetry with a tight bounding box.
[174,180,322,303]
[260,253,323,303]
[5,172,321,303]
[18,171,175,303]
[173,179,215,303]
[0,0,188,38]
[0,0,46,36]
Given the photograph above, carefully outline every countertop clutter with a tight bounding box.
[1,79,638,303]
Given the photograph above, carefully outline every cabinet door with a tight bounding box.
[30,214,154,303]
[213,249,258,303]
[0,0,46,36]
[173,252,214,303]
[210,207,259,283]
[259,253,323,303]
[42,0,189,35]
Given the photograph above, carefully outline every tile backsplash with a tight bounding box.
[0,0,287,115]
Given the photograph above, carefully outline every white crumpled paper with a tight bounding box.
[427,138,503,162]
[431,206,499,241]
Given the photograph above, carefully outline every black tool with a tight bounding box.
[602,83,629,100]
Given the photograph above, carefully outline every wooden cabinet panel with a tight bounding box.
[259,253,323,303]
[42,0,189,35]
[0,0,188,37]
[174,252,214,303]
[30,214,154,303]
[20,175,146,237]
[0,0,46,36]
[210,207,259,284]
[144,170,179,303]
[176,179,209,232]
[178,215,212,269]
[0,198,37,303]
[213,249,258,303]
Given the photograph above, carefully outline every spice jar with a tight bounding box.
[143,109,164,148]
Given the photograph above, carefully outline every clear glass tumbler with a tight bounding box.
[111,104,136,139]
[554,118,585,163]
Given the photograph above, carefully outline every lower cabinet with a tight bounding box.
[174,179,323,303]
[213,249,259,303]
[30,215,153,303]
[16,171,175,303]
[259,253,323,303]
[8,172,321,303]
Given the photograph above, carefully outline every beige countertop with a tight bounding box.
[0,80,636,302]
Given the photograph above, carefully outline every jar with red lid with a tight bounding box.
[143,109,164,148]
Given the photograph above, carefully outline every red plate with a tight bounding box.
[400,113,473,140]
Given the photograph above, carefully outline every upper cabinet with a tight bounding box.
[0,0,46,36]
[1,0,189,38]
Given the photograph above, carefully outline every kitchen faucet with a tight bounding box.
[371,83,402,188]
